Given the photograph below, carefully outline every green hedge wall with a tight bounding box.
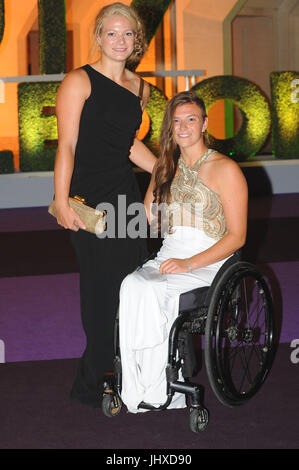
[142,84,168,154]
[38,0,66,74]
[18,82,60,171]
[131,0,172,44]
[193,76,271,160]
[270,71,299,159]
[0,151,14,173]
[130,0,172,70]
[0,0,4,45]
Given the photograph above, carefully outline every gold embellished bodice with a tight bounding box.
[168,149,227,240]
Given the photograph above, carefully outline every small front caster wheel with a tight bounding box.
[189,407,209,433]
[102,393,122,418]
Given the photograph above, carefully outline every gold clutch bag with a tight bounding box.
[48,195,107,235]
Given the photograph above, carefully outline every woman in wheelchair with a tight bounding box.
[116,90,249,415]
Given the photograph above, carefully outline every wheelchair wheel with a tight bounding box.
[189,407,209,433]
[102,392,122,417]
[204,262,275,407]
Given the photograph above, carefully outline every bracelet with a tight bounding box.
[186,258,192,273]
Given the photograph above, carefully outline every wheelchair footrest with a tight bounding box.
[137,381,205,412]
[138,401,167,411]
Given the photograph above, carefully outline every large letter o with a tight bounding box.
[192,76,271,161]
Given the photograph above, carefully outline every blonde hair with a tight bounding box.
[93,2,147,67]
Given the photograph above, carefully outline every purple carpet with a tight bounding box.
[0,194,298,449]
[0,273,84,362]
[0,206,62,232]
[0,261,298,363]
[0,343,298,449]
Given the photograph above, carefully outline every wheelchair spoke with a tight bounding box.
[237,347,254,391]
[214,271,273,399]
[249,299,265,330]
[226,342,252,392]
[243,278,250,325]
[226,341,240,373]
[205,263,275,407]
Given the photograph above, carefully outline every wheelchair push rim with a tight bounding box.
[204,262,275,407]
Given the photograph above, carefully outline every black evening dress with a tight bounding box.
[69,64,147,407]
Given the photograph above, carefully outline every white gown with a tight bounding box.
[119,225,229,413]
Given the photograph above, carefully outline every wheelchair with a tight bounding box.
[101,250,275,433]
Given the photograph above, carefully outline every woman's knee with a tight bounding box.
[120,271,142,294]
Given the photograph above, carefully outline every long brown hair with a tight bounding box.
[153,91,208,205]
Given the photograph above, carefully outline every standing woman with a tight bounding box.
[54,2,156,408]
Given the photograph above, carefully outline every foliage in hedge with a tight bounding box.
[131,0,172,44]
[0,0,4,45]
[18,82,60,171]
[130,0,172,70]
[38,0,66,74]
[142,84,168,154]
[0,151,14,173]
[193,76,271,160]
[270,71,299,159]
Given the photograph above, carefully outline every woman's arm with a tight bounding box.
[54,69,90,231]
[190,158,248,268]
[129,80,157,173]
[129,138,157,173]
[160,158,248,274]
[143,162,158,223]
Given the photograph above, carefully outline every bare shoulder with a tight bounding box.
[209,151,243,175]
[125,69,150,103]
[211,152,248,195]
[125,68,140,88]
[141,79,151,99]
[57,67,91,100]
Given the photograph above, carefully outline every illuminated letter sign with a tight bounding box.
[270,71,299,159]
[192,75,271,160]
[15,2,299,171]
[18,82,60,171]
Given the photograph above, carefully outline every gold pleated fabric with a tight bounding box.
[169,149,227,240]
